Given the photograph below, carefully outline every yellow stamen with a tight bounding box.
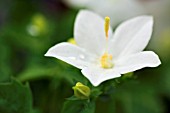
[105,16,110,39]
[67,38,76,45]
[100,52,114,69]
[100,17,113,69]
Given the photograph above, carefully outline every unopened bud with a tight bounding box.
[72,82,90,99]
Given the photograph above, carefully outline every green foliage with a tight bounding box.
[61,100,95,113]
[0,79,33,113]
[90,88,102,100]
[111,83,163,113]
[0,38,11,82]
[17,65,57,82]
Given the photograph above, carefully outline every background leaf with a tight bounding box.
[0,79,33,113]
[61,100,95,113]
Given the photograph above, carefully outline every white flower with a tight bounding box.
[63,0,169,27]
[45,10,161,86]
[64,0,145,27]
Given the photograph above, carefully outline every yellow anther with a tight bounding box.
[100,52,114,69]
[104,16,110,38]
[67,38,76,45]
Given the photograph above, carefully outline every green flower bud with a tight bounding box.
[72,82,91,99]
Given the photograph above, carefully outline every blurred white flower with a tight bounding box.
[63,0,170,27]
[64,0,145,27]
[45,10,161,86]
[64,0,90,8]
[138,0,170,17]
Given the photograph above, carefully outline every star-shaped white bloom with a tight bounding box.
[45,10,161,86]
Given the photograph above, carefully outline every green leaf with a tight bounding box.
[111,82,163,113]
[0,38,11,82]
[61,100,95,113]
[90,88,102,100]
[0,79,33,113]
[17,66,56,82]
[66,96,80,101]
[30,109,41,113]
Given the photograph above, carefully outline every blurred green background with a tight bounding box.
[0,0,170,113]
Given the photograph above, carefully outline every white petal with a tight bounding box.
[74,10,113,56]
[81,66,121,86]
[109,16,153,59]
[45,42,97,69]
[114,51,161,74]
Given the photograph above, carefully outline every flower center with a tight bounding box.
[100,16,114,69]
[100,52,114,68]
